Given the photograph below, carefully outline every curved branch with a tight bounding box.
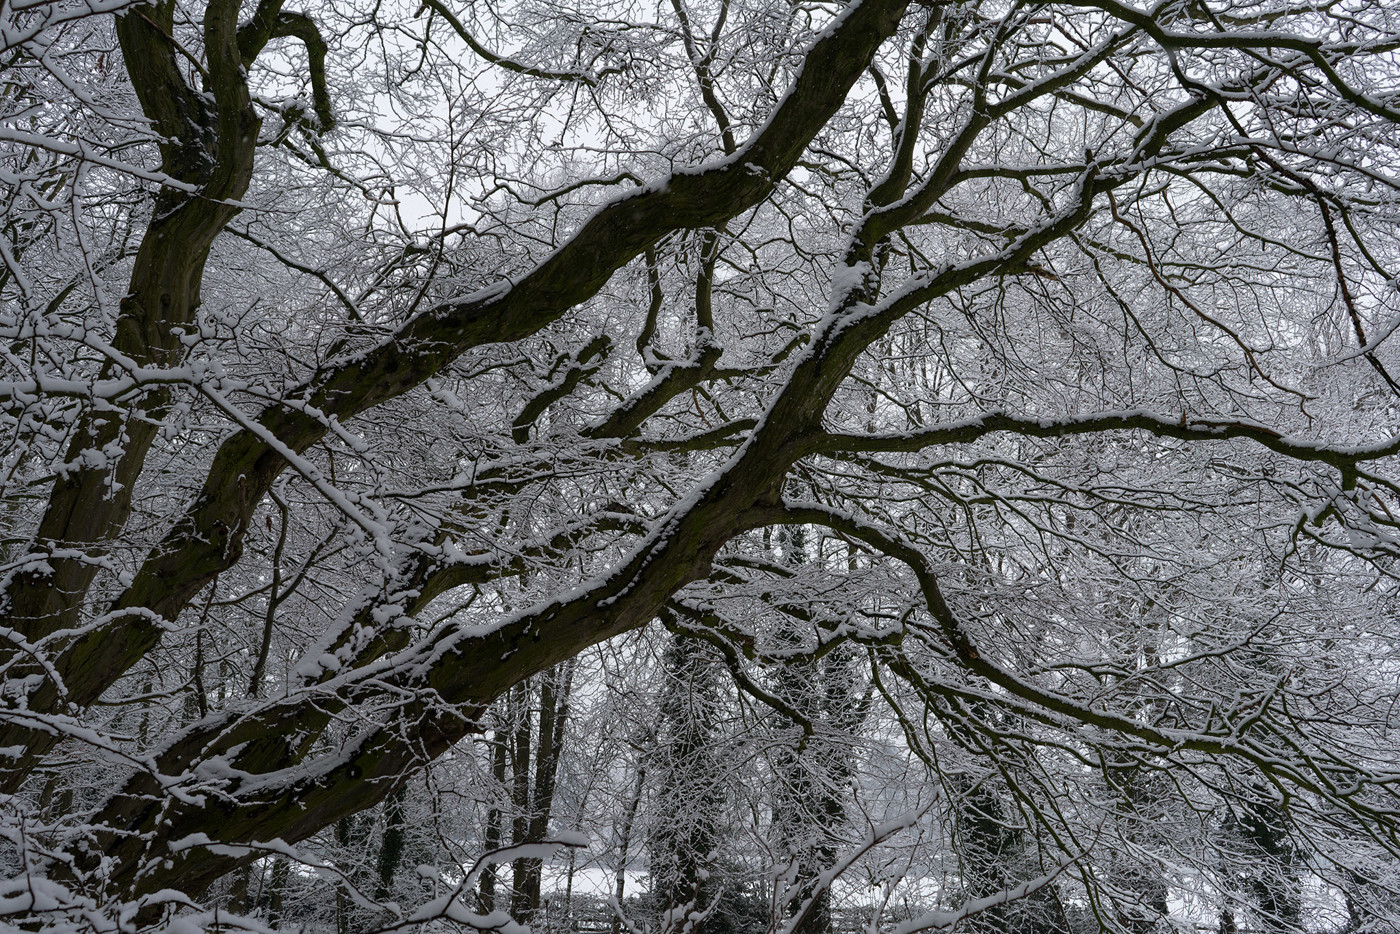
[269,12,335,132]
[238,3,334,131]
[419,0,607,86]
[803,409,1399,479]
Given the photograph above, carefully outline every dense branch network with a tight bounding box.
[2,0,1400,930]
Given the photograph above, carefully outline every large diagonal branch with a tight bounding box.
[81,402,757,868]
[88,440,790,899]
[0,0,912,770]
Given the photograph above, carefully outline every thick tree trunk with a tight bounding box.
[0,0,260,790]
[0,2,257,647]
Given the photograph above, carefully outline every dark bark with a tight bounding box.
[0,0,260,666]
[0,0,306,790]
[1236,787,1303,934]
[375,787,407,901]
[267,857,289,929]
[508,684,533,916]
[651,634,724,930]
[513,663,574,916]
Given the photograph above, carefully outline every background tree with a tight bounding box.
[648,629,727,932]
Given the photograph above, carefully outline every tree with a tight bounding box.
[648,630,727,932]
[6,0,1400,930]
[762,525,868,934]
[502,662,575,921]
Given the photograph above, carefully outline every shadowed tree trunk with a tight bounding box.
[650,631,725,931]
[512,662,575,918]
[376,786,408,902]
[1235,785,1303,934]
[480,724,510,912]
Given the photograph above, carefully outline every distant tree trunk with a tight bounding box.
[480,726,509,911]
[38,773,58,816]
[950,771,1017,933]
[1236,786,1302,934]
[939,699,1065,934]
[496,665,575,921]
[514,663,574,916]
[375,786,407,901]
[651,629,727,933]
[136,678,153,746]
[267,857,289,929]
[228,865,251,917]
[1104,633,1171,934]
[771,653,830,934]
[613,757,648,934]
[332,812,375,933]
[509,683,533,913]
[564,844,578,931]
[336,816,353,934]
[770,525,864,934]
[1107,754,1170,934]
[183,627,208,725]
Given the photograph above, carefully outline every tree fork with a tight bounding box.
[0,0,913,777]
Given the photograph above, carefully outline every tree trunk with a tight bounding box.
[375,786,407,901]
[509,683,534,917]
[480,727,509,911]
[0,0,261,756]
[612,758,647,934]
[514,664,574,918]
[267,857,290,929]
